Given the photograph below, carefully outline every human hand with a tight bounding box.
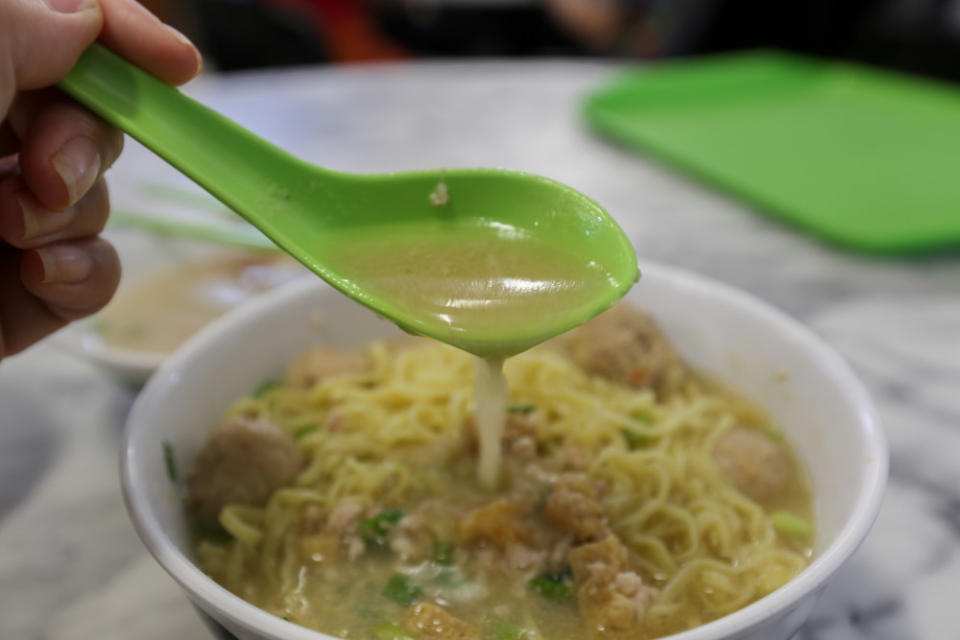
[0,0,200,362]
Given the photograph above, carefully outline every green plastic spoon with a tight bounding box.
[59,44,638,356]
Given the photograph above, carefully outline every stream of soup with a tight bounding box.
[323,222,619,487]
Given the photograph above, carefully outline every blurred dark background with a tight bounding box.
[145,0,960,82]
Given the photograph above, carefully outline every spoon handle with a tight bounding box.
[58,44,317,235]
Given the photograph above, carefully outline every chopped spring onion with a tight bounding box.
[196,523,232,544]
[763,428,784,443]
[771,510,812,538]
[162,442,178,484]
[507,404,536,414]
[631,412,652,424]
[359,508,405,550]
[253,380,279,398]
[530,577,571,600]
[434,540,455,566]
[383,574,421,605]
[621,428,650,449]
[529,568,572,600]
[293,423,320,440]
[371,622,414,640]
[116,323,146,340]
[488,619,531,640]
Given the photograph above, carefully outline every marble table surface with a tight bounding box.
[1,60,958,640]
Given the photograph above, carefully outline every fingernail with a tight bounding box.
[52,137,101,205]
[166,24,193,48]
[166,25,203,75]
[17,195,41,240]
[44,0,98,13]
[36,245,94,284]
[17,195,74,242]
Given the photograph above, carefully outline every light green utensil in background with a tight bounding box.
[59,44,637,356]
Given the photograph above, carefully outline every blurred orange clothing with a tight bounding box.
[267,0,407,62]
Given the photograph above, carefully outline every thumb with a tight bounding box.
[2,0,103,93]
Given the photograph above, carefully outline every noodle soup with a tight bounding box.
[187,304,813,640]
[96,253,303,355]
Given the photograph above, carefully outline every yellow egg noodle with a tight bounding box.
[197,341,810,637]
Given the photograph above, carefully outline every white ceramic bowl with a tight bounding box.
[122,262,887,640]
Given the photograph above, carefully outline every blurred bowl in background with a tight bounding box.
[51,229,307,385]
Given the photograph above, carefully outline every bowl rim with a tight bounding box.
[121,261,888,640]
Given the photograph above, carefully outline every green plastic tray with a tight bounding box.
[584,51,960,253]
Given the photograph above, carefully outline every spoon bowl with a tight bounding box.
[59,45,637,354]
